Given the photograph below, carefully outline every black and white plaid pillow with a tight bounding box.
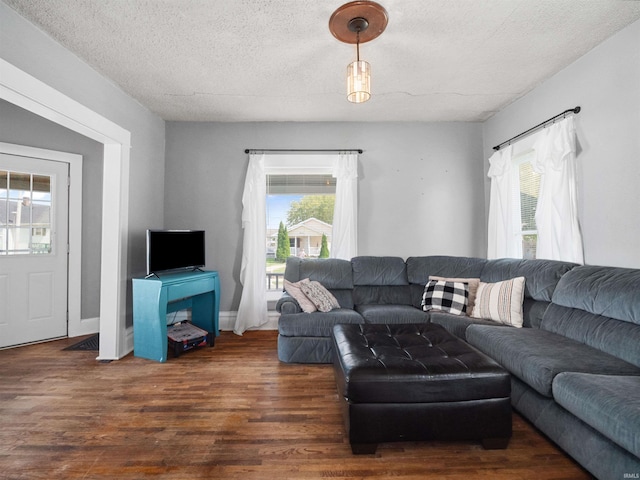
[421,280,469,316]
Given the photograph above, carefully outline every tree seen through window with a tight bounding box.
[266,174,336,290]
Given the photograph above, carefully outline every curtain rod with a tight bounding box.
[493,106,581,151]
[244,148,363,154]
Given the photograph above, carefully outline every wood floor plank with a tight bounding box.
[0,331,593,479]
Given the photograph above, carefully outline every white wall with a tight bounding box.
[1,2,167,325]
[164,121,485,311]
[483,19,640,268]
[5,0,637,325]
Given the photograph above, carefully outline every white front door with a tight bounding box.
[0,154,69,348]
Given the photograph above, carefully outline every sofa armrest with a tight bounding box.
[276,293,303,315]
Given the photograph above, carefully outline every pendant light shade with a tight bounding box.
[347,60,371,103]
[329,1,388,104]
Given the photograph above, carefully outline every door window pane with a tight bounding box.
[31,175,51,253]
[0,171,6,251]
[0,170,52,255]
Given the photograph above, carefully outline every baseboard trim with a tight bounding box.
[121,311,279,359]
[155,311,279,330]
[124,325,134,358]
[165,310,280,332]
[219,311,279,332]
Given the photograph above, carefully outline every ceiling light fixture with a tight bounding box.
[329,1,388,104]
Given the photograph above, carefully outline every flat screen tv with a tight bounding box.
[146,229,205,276]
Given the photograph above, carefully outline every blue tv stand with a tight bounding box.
[132,270,220,362]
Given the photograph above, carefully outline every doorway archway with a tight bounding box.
[0,58,131,360]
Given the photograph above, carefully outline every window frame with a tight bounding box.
[263,154,341,299]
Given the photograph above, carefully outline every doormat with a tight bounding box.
[64,334,99,351]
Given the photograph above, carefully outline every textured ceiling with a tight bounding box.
[4,0,640,122]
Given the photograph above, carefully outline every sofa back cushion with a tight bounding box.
[352,256,411,305]
[284,257,352,288]
[479,258,577,328]
[352,256,407,285]
[406,256,487,309]
[284,257,354,309]
[480,258,577,302]
[543,265,640,368]
[406,256,487,284]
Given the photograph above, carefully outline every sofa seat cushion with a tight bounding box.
[278,309,364,338]
[542,304,640,369]
[553,373,640,457]
[430,311,503,340]
[466,325,640,398]
[356,304,428,324]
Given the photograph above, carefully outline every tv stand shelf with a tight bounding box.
[133,270,220,362]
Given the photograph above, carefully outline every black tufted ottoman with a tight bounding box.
[331,323,512,454]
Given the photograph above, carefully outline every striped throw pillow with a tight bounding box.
[471,277,526,327]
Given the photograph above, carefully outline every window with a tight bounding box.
[0,170,52,255]
[488,118,581,263]
[265,174,336,290]
[236,151,357,334]
[512,153,540,259]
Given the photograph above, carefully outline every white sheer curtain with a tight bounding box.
[533,116,584,263]
[235,153,268,335]
[331,153,358,260]
[234,152,359,335]
[487,145,522,259]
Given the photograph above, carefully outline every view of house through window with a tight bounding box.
[514,154,541,259]
[0,170,52,255]
[266,174,336,290]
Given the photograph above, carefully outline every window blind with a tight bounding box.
[266,174,336,195]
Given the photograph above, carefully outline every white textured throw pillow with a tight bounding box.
[471,277,526,327]
[284,278,317,313]
[300,280,340,313]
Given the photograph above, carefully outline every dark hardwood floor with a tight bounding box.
[0,331,593,479]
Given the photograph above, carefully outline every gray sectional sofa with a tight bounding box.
[275,255,640,480]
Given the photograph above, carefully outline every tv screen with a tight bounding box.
[146,230,205,275]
